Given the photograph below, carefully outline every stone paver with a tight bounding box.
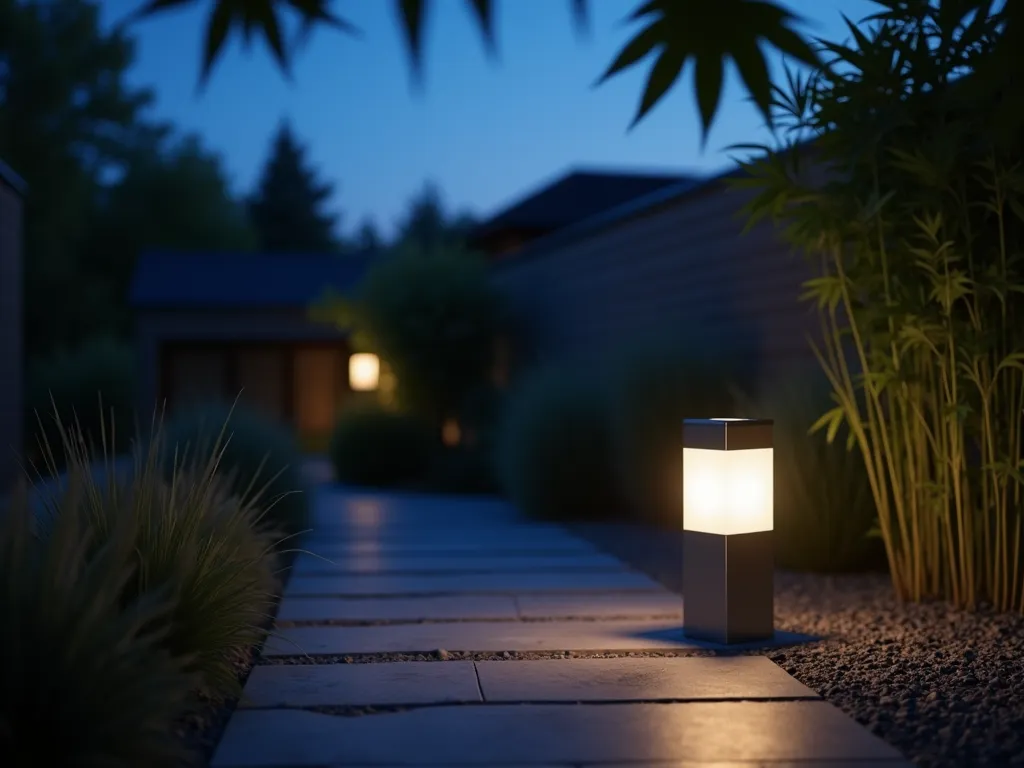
[285,570,664,596]
[239,661,481,708]
[516,592,682,619]
[304,521,586,543]
[305,540,595,556]
[289,551,627,574]
[214,486,909,768]
[211,702,906,766]
[475,657,818,702]
[263,618,695,656]
[276,595,520,622]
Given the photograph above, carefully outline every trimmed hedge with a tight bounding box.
[607,336,752,527]
[161,401,310,542]
[495,367,623,521]
[24,335,137,466]
[329,406,435,488]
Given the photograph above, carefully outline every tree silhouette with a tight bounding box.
[249,121,339,253]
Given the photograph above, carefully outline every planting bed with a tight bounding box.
[572,522,1024,768]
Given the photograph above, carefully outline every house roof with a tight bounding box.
[490,140,822,272]
[468,168,696,243]
[130,249,374,309]
[0,159,27,195]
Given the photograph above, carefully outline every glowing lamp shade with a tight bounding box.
[348,353,380,391]
[683,446,773,535]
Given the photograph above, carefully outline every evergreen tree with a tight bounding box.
[249,121,339,252]
[353,217,384,252]
[395,182,477,253]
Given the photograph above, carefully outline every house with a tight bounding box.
[129,250,374,445]
[0,159,26,492]
[129,162,817,445]
[468,169,693,259]
[473,164,818,378]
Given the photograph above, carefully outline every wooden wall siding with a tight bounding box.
[0,181,22,491]
[491,180,820,376]
[136,307,345,421]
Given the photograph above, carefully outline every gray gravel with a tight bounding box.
[571,522,1024,768]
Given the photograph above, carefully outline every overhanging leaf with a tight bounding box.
[694,53,725,145]
[396,0,429,85]
[599,0,820,134]
[467,0,498,56]
[632,46,686,128]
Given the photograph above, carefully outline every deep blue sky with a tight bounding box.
[100,0,878,239]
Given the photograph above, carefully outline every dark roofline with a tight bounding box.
[473,165,696,233]
[490,138,819,272]
[489,165,741,272]
[0,159,27,195]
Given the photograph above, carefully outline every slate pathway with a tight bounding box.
[213,487,911,768]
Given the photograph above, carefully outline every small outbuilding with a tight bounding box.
[129,250,373,447]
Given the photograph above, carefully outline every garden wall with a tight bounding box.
[491,174,821,380]
[0,163,25,492]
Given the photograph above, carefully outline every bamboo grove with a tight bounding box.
[738,2,1024,612]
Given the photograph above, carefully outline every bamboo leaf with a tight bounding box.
[809,405,845,444]
[630,47,687,128]
[570,0,589,36]
[397,0,428,86]
[596,20,664,85]
[694,54,725,145]
[200,0,240,85]
[467,0,498,57]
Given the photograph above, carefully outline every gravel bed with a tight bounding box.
[570,522,1024,768]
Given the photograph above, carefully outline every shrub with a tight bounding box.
[161,401,310,542]
[312,244,505,424]
[0,478,192,767]
[607,334,754,527]
[329,406,435,488]
[739,370,883,573]
[24,335,137,465]
[427,385,505,494]
[495,367,623,521]
[33,411,281,701]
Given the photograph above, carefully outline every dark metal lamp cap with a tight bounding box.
[683,418,774,451]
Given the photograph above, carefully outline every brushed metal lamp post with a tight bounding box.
[682,418,774,644]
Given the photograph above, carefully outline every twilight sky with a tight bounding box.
[99,0,879,239]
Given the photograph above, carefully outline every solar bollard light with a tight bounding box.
[682,418,774,644]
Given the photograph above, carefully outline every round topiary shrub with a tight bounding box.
[24,335,137,467]
[161,402,310,542]
[494,367,624,522]
[329,406,435,488]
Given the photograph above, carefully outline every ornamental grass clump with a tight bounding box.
[738,2,1024,610]
[162,401,310,543]
[32,409,282,700]
[0,479,192,768]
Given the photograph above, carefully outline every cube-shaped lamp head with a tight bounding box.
[683,418,773,536]
[349,353,380,391]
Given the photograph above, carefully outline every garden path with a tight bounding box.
[212,480,911,767]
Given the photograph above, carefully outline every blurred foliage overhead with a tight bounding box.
[124,0,1024,140]
[126,0,820,139]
